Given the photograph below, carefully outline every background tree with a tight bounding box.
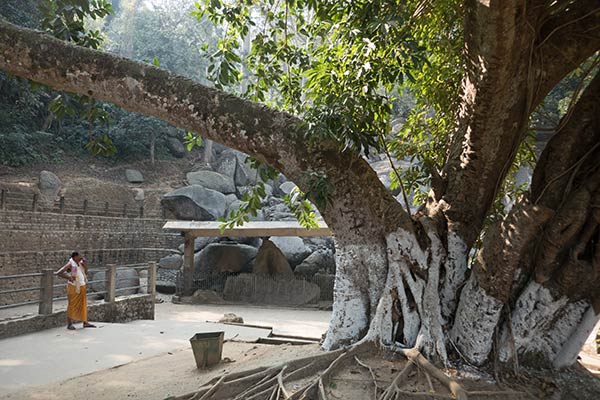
[1,1,599,393]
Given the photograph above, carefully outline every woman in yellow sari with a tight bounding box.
[57,252,96,330]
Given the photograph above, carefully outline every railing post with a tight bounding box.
[59,196,65,214]
[139,205,144,218]
[122,203,128,218]
[39,269,54,315]
[104,202,109,216]
[105,264,117,303]
[0,189,5,210]
[32,194,38,212]
[161,204,166,219]
[83,199,88,215]
[148,261,156,299]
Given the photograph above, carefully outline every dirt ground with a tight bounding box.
[3,340,598,400]
[0,342,324,400]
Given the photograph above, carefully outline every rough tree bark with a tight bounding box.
[0,0,599,376]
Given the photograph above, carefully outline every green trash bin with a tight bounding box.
[190,331,224,368]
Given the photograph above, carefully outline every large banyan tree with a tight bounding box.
[1,0,599,382]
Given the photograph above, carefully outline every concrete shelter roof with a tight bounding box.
[162,220,332,238]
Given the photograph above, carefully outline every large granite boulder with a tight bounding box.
[166,137,186,158]
[252,239,294,279]
[215,150,237,178]
[38,170,61,203]
[125,169,144,183]
[279,181,298,196]
[132,188,145,201]
[161,185,227,220]
[269,236,311,267]
[226,199,265,221]
[223,274,320,305]
[238,184,273,202]
[158,254,183,270]
[233,152,253,187]
[177,237,218,253]
[186,170,235,194]
[194,243,257,275]
[89,268,140,298]
[294,249,335,276]
[264,203,295,221]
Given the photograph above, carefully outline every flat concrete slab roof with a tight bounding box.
[163,220,332,237]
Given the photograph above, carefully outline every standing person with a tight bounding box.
[57,252,96,330]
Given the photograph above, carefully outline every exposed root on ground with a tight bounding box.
[168,343,527,400]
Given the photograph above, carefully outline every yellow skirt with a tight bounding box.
[66,285,87,322]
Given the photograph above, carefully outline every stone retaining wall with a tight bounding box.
[0,210,181,305]
[0,294,154,339]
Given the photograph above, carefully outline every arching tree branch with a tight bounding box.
[533,1,600,106]
[0,17,411,235]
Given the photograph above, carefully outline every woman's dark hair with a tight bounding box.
[71,251,79,258]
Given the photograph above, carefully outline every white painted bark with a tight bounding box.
[322,243,387,350]
[450,274,503,365]
[440,232,469,323]
[362,223,450,363]
[499,281,569,362]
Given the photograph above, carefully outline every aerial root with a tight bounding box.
[354,356,379,399]
[289,342,370,400]
[379,360,416,400]
[170,343,525,400]
[169,345,358,400]
[398,347,468,400]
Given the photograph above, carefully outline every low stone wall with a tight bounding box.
[0,210,180,253]
[223,274,320,306]
[0,294,154,339]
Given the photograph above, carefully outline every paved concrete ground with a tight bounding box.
[0,301,331,394]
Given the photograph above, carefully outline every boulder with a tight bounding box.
[161,185,227,220]
[238,184,273,201]
[190,289,224,303]
[226,199,265,221]
[38,170,61,203]
[219,313,244,323]
[252,239,294,278]
[233,152,253,187]
[224,194,238,207]
[186,170,235,194]
[125,169,144,183]
[223,274,320,306]
[269,236,311,267]
[221,237,262,247]
[159,254,183,270]
[158,268,178,283]
[264,203,295,221]
[166,137,186,158]
[132,188,145,201]
[90,268,140,297]
[194,243,257,275]
[294,249,335,276]
[215,150,237,178]
[305,236,336,252]
[279,181,298,196]
[178,237,217,253]
[156,280,177,294]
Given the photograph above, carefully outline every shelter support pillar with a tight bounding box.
[183,233,195,296]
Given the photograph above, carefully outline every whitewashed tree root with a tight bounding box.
[168,343,528,400]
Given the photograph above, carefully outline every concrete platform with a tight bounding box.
[0,301,331,394]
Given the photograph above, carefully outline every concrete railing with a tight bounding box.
[0,262,157,313]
